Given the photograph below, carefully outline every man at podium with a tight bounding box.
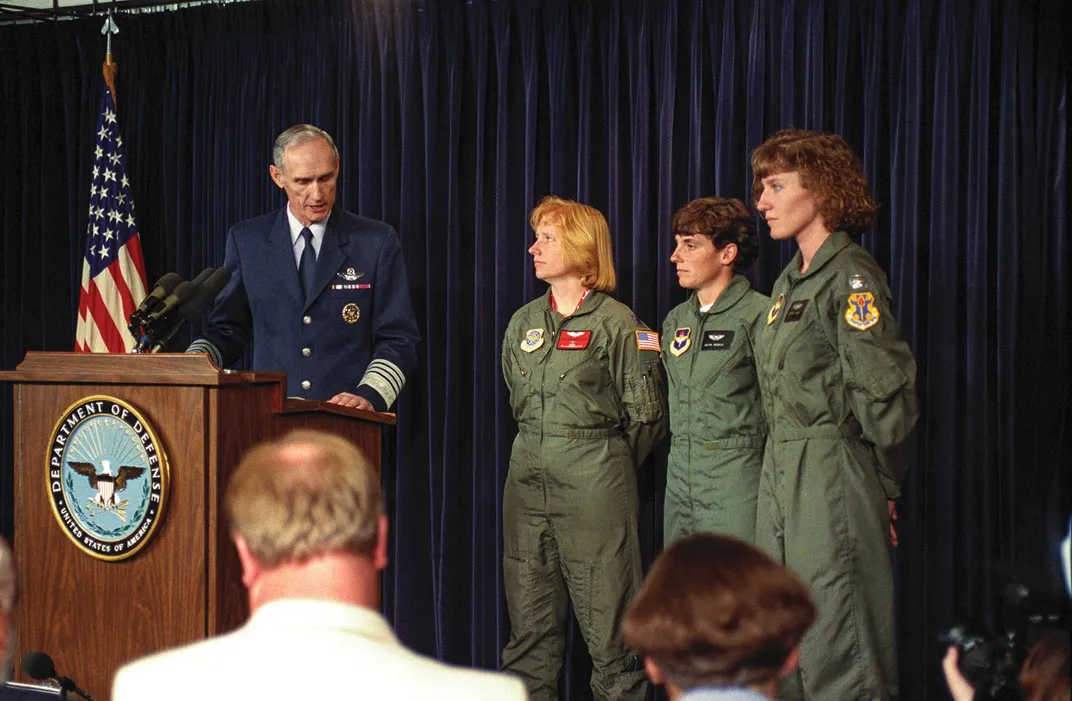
[112,430,526,701]
[188,124,419,411]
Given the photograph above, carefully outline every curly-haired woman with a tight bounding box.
[750,129,919,701]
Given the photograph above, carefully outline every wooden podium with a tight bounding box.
[0,352,395,700]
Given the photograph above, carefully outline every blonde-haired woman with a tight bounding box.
[501,196,668,701]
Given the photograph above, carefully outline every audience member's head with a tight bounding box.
[224,430,386,609]
[0,537,16,682]
[622,533,816,701]
[1020,630,1070,701]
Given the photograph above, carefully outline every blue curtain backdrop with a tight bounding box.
[1,0,1068,698]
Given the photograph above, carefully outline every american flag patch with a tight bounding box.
[635,330,660,351]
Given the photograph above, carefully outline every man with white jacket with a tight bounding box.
[113,430,526,701]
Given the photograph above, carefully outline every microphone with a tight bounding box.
[149,267,232,352]
[134,272,182,316]
[22,652,98,701]
[145,280,199,323]
[185,266,217,292]
[131,280,198,353]
[127,272,182,335]
[178,267,231,322]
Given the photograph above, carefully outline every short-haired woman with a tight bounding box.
[500,196,668,701]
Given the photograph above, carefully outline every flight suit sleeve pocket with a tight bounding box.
[626,362,663,423]
[843,344,908,401]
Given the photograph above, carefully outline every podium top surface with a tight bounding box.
[0,352,396,426]
[0,351,276,386]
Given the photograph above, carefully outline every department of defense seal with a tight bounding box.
[342,302,361,324]
[47,396,169,561]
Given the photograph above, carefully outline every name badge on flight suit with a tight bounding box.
[557,330,592,350]
[784,300,809,323]
[700,330,735,350]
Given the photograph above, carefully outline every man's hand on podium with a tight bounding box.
[329,392,373,411]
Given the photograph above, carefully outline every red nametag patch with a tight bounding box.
[557,330,592,350]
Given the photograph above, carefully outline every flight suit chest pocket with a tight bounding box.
[510,348,540,380]
[552,347,606,390]
[772,298,836,371]
[695,329,741,384]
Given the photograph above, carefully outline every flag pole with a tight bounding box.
[101,12,119,108]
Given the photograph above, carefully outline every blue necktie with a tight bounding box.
[298,227,316,302]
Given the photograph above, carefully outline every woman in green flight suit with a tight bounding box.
[500,196,667,701]
[751,129,919,701]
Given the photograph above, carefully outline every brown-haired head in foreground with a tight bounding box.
[224,430,382,568]
[0,536,15,679]
[530,195,617,293]
[672,197,759,274]
[622,533,816,689]
[1020,630,1070,701]
[750,128,878,237]
[0,538,14,618]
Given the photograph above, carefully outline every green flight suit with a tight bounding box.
[661,275,769,546]
[754,231,918,701]
[501,290,668,701]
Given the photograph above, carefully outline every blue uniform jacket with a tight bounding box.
[190,207,419,409]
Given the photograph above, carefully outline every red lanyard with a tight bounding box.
[551,287,591,316]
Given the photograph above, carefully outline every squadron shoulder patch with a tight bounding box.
[845,292,880,331]
[670,328,692,357]
[47,396,169,561]
[520,328,545,352]
[767,294,784,325]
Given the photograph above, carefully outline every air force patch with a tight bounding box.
[521,328,545,352]
[845,292,880,331]
[767,294,784,325]
[670,328,692,357]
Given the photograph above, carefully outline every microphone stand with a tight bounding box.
[54,674,98,701]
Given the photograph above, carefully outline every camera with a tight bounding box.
[940,577,1070,701]
[939,625,1027,701]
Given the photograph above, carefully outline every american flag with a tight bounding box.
[74,82,147,352]
[635,329,661,352]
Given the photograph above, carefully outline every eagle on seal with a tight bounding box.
[68,460,145,508]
